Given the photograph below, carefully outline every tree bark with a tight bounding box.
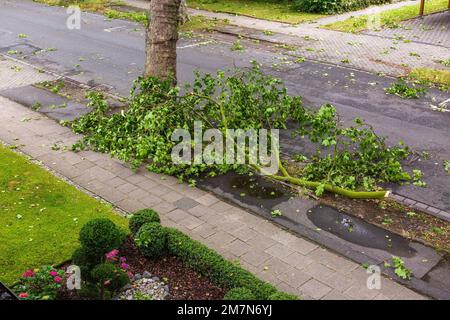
[145,0,181,84]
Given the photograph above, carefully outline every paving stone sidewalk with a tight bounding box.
[0,96,426,300]
[123,0,449,76]
[188,9,450,76]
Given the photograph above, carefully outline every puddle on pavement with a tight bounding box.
[307,205,416,257]
[201,172,415,258]
[198,171,290,211]
[230,175,284,199]
[199,172,450,298]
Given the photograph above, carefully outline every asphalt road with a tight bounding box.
[0,0,449,211]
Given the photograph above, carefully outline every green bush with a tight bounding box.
[224,287,256,300]
[71,247,98,280]
[77,282,100,299]
[165,227,279,300]
[293,0,392,14]
[135,222,167,258]
[129,208,161,236]
[91,263,129,299]
[268,292,299,300]
[79,218,126,259]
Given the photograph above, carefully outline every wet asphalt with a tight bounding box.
[0,0,449,211]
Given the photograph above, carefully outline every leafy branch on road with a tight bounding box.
[385,79,427,99]
[69,63,421,199]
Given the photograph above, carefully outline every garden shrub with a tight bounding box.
[77,282,100,299]
[293,0,392,14]
[165,227,279,300]
[135,222,167,258]
[268,292,299,300]
[129,208,161,236]
[79,218,126,259]
[71,247,98,280]
[224,287,256,300]
[91,263,129,300]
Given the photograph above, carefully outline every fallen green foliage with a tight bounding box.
[385,79,427,99]
[71,63,417,198]
[391,256,412,280]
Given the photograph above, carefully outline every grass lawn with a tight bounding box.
[323,0,449,33]
[187,0,326,24]
[34,0,228,31]
[0,145,127,285]
[409,68,450,91]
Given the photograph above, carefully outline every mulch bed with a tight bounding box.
[120,237,227,300]
[320,195,450,254]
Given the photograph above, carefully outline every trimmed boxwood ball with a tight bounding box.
[79,218,126,259]
[224,287,256,300]
[129,208,161,235]
[268,292,299,300]
[135,222,167,258]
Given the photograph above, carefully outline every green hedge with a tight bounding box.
[129,209,161,236]
[224,287,257,300]
[293,0,392,14]
[164,227,298,300]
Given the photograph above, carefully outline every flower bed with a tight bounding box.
[12,210,297,301]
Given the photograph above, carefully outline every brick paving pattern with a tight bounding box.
[364,11,450,48]
[184,8,449,76]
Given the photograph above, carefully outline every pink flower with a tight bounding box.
[120,263,129,270]
[54,276,62,283]
[22,269,35,278]
[19,293,29,298]
[127,272,134,279]
[105,249,119,261]
[49,270,58,277]
[119,257,126,263]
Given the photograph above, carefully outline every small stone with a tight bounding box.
[143,271,152,279]
[122,284,132,290]
[151,276,160,282]
[1,292,12,300]
[133,273,142,281]
[163,285,169,292]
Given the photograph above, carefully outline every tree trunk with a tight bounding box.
[145,0,181,84]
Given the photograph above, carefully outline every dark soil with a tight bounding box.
[320,195,450,253]
[0,282,17,300]
[121,237,227,300]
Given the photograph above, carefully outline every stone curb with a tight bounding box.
[389,193,450,222]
